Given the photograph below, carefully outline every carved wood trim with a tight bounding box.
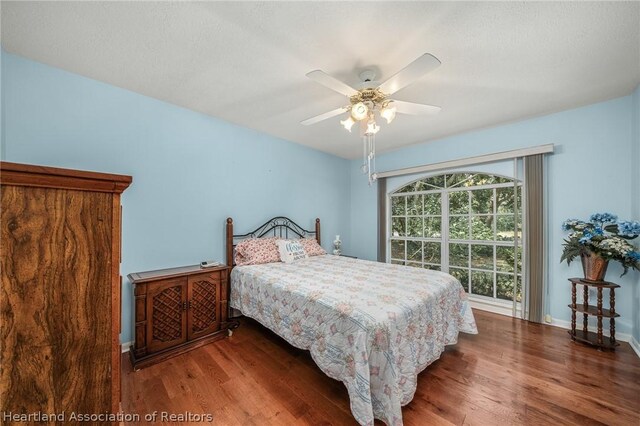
[187,277,221,340]
[1,161,132,193]
[145,278,188,353]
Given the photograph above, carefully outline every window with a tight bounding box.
[390,173,523,305]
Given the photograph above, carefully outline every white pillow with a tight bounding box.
[277,240,308,263]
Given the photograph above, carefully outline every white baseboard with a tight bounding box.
[548,317,631,342]
[548,317,640,358]
[629,336,640,358]
[470,303,640,359]
[121,341,133,353]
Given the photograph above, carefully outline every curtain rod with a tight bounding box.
[375,143,554,179]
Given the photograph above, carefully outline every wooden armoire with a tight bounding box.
[1,162,131,419]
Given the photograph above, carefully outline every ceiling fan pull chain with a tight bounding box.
[372,137,376,179]
[361,131,368,174]
[367,137,372,185]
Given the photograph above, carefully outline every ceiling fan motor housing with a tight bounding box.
[349,88,388,113]
[359,70,376,82]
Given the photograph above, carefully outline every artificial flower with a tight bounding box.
[561,212,640,276]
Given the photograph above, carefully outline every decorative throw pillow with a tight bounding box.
[235,237,280,266]
[299,238,326,256]
[277,240,308,263]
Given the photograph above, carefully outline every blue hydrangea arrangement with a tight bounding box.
[561,213,640,276]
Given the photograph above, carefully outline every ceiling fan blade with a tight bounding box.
[306,70,358,97]
[301,106,349,126]
[377,53,441,95]
[392,100,441,115]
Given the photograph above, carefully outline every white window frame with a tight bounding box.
[388,173,523,313]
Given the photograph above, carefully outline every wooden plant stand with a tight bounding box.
[568,277,620,350]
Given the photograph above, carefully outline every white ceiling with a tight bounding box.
[2,2,639,159]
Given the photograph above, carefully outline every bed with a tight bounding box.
[226,217,477,426]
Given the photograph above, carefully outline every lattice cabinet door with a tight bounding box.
[146,277,188,353]
[187,272,221,341]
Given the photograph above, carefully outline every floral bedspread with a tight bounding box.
[230,255,477,425]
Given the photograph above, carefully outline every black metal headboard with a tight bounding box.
[226,216,321,267]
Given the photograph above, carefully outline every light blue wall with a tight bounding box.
[350,95,639,337]
[1,51,5,159]
[632,85,640,344]
[1,51,351,344]
[3,49,638,343]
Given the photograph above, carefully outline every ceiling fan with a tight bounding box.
[301,53,442,131]
[301,53,442,186]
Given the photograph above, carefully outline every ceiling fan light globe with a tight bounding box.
[351,102,369,121]
[381,105,397,124]
[366,119,380,135]
[340,116,355,132]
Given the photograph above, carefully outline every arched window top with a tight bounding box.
[393,172,518,194]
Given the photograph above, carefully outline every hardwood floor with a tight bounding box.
[121,310,640,425]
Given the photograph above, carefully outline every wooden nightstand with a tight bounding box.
[128,264,234,369]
